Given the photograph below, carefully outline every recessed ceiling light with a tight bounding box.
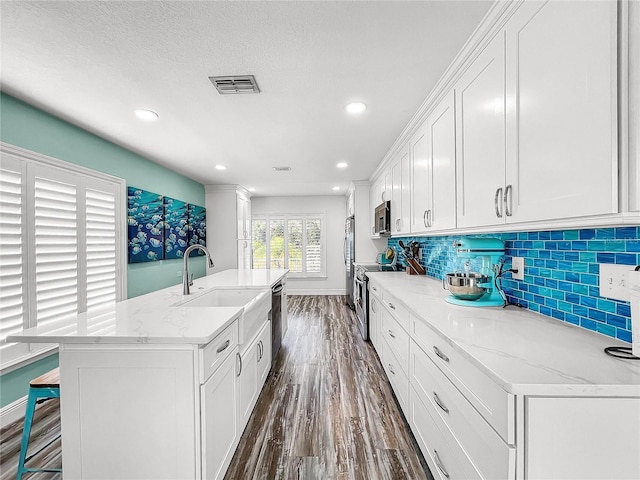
[345,102,367,114]
[336,162,349,169]
[248,187,256,192]
[332,186,340,191]
[134,109,159,121]
[215,164,227,170]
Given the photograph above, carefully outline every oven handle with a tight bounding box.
[354,277,365,287]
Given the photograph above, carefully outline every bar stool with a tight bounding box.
[16,367,62,480]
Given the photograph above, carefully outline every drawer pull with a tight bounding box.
[257,341,263,362]
[388,364,395,375]
[388,302,396,310]
[216,339,231,354]
[433,450,450,478]
[433,345,450,363]
[433,392,449,414]
[388,330,396,339]
[372,286,377,292]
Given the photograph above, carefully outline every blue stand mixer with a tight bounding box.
[444,238,506,307]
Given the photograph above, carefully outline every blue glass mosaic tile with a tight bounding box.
[393,228,636,343]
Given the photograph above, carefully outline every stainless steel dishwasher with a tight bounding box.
[271,280,285,363]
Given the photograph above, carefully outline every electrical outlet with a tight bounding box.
[599,264,633,301]
[418,248,423,260]
[512,257,525,280]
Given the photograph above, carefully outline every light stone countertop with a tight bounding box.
[8,269,288,346]
[367,271,640,397]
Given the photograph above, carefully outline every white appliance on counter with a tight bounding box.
[627,269,640,357]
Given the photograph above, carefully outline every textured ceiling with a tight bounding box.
[0,1,493,196]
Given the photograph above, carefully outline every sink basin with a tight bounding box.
[179,288,266,307]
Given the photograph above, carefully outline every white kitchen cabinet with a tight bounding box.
[237,339,259,429]
[201,345,240,480]
[411,91,457,234]
[503,0,617,223]
[256,320,272,387]
[456,0,617,229]
[205,185,253,272]
[389,148,411,235]
[455,32,507,229]
[369,292,380,350]
[369,178,385,237]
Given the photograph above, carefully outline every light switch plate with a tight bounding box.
[512,257,525,280]
[599,264,633,301]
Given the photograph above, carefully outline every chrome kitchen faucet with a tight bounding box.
[183,245,214,295]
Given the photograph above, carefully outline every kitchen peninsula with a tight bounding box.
[8,268,288,480]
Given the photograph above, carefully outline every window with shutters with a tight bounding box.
[251,214,325,278]
[0,143,126,369]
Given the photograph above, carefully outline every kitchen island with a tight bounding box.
[8,268,288,480]
[367,272,640,480]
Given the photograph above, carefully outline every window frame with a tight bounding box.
[0,142,127,372]
[251,213,326,278]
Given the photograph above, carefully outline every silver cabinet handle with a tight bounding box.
[371,303,376,313]
[216,339,231,354]
[494,187,503,218]
[433,345,450,363]
[505,184,513,217]
[257,341,262,362]
[388,364,395,375]
[433,450,450,478]
[372,286,377,292]
[427,209,432,227]
[423,209,429,228]
[388,329,396,339]
[388,302,395,310]
[433,392,449,414]
[236,352,243,377]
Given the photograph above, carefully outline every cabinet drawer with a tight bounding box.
[381,334,409,415]
[381,309,409,376]
[369,280,382,300]
[382,291,410,332]
[410,314,514,443]
[409,386,481,480]
[200,320,239,383]
[410,340,515,480]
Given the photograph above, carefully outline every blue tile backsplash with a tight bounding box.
[388,227,640,343]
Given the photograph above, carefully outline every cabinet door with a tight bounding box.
[505,0,617,222]
[257,320,272,388]
[410,121,431,234]
[201,347,239,480]
[390,148,410,234]
[370,179,384,236]
[369,294,379,349]
[429,91,457,231]
[237,239,252,270]
[237,341,259,430]
[236,194,251,240]
[455,33,507,228]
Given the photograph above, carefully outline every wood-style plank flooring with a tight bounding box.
[0,295,430,480]
[225,295,431,480]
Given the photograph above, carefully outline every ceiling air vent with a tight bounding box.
[272,166,292,172]
[209,75,260,95]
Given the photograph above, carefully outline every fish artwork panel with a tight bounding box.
[128,187,164,263]
[187,204,207,256]
[164,196,189,260]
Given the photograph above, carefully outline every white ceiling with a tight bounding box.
[0,1,493,197]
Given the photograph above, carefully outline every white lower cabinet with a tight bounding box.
[201,346,240,480]
[257,320,272,386]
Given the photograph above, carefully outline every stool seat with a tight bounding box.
[16,368,62,480]
[30,367,60,389]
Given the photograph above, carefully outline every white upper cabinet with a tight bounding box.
[411,91,457,234]
[455,32,507,229]
[236,192,251,240]
[389,147,411,235]
[504,0,618,223]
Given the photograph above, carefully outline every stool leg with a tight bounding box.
[16,389,38,480]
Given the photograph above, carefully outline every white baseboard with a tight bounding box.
[286,289,346,296]
[1,394,27,428]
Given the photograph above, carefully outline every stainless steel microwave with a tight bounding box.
[374,201,391,236]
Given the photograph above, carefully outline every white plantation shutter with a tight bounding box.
[0,143,125,368]
[252,214,325,277]
[86,187,117,311]
[33,175,79,326]
[0,159,29,360]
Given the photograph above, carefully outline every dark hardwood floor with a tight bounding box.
[0,295,430,480]
[225,295,430,480]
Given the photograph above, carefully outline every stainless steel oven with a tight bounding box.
[354,264,380,340]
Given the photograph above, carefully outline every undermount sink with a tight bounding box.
[179,288,267,307]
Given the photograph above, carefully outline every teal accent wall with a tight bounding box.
[0,92,207,407]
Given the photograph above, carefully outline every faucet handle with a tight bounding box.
[189,273,194,286]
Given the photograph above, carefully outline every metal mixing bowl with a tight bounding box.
[444,272,489,301]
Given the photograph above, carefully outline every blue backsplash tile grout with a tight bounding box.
[388,227,638,343]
